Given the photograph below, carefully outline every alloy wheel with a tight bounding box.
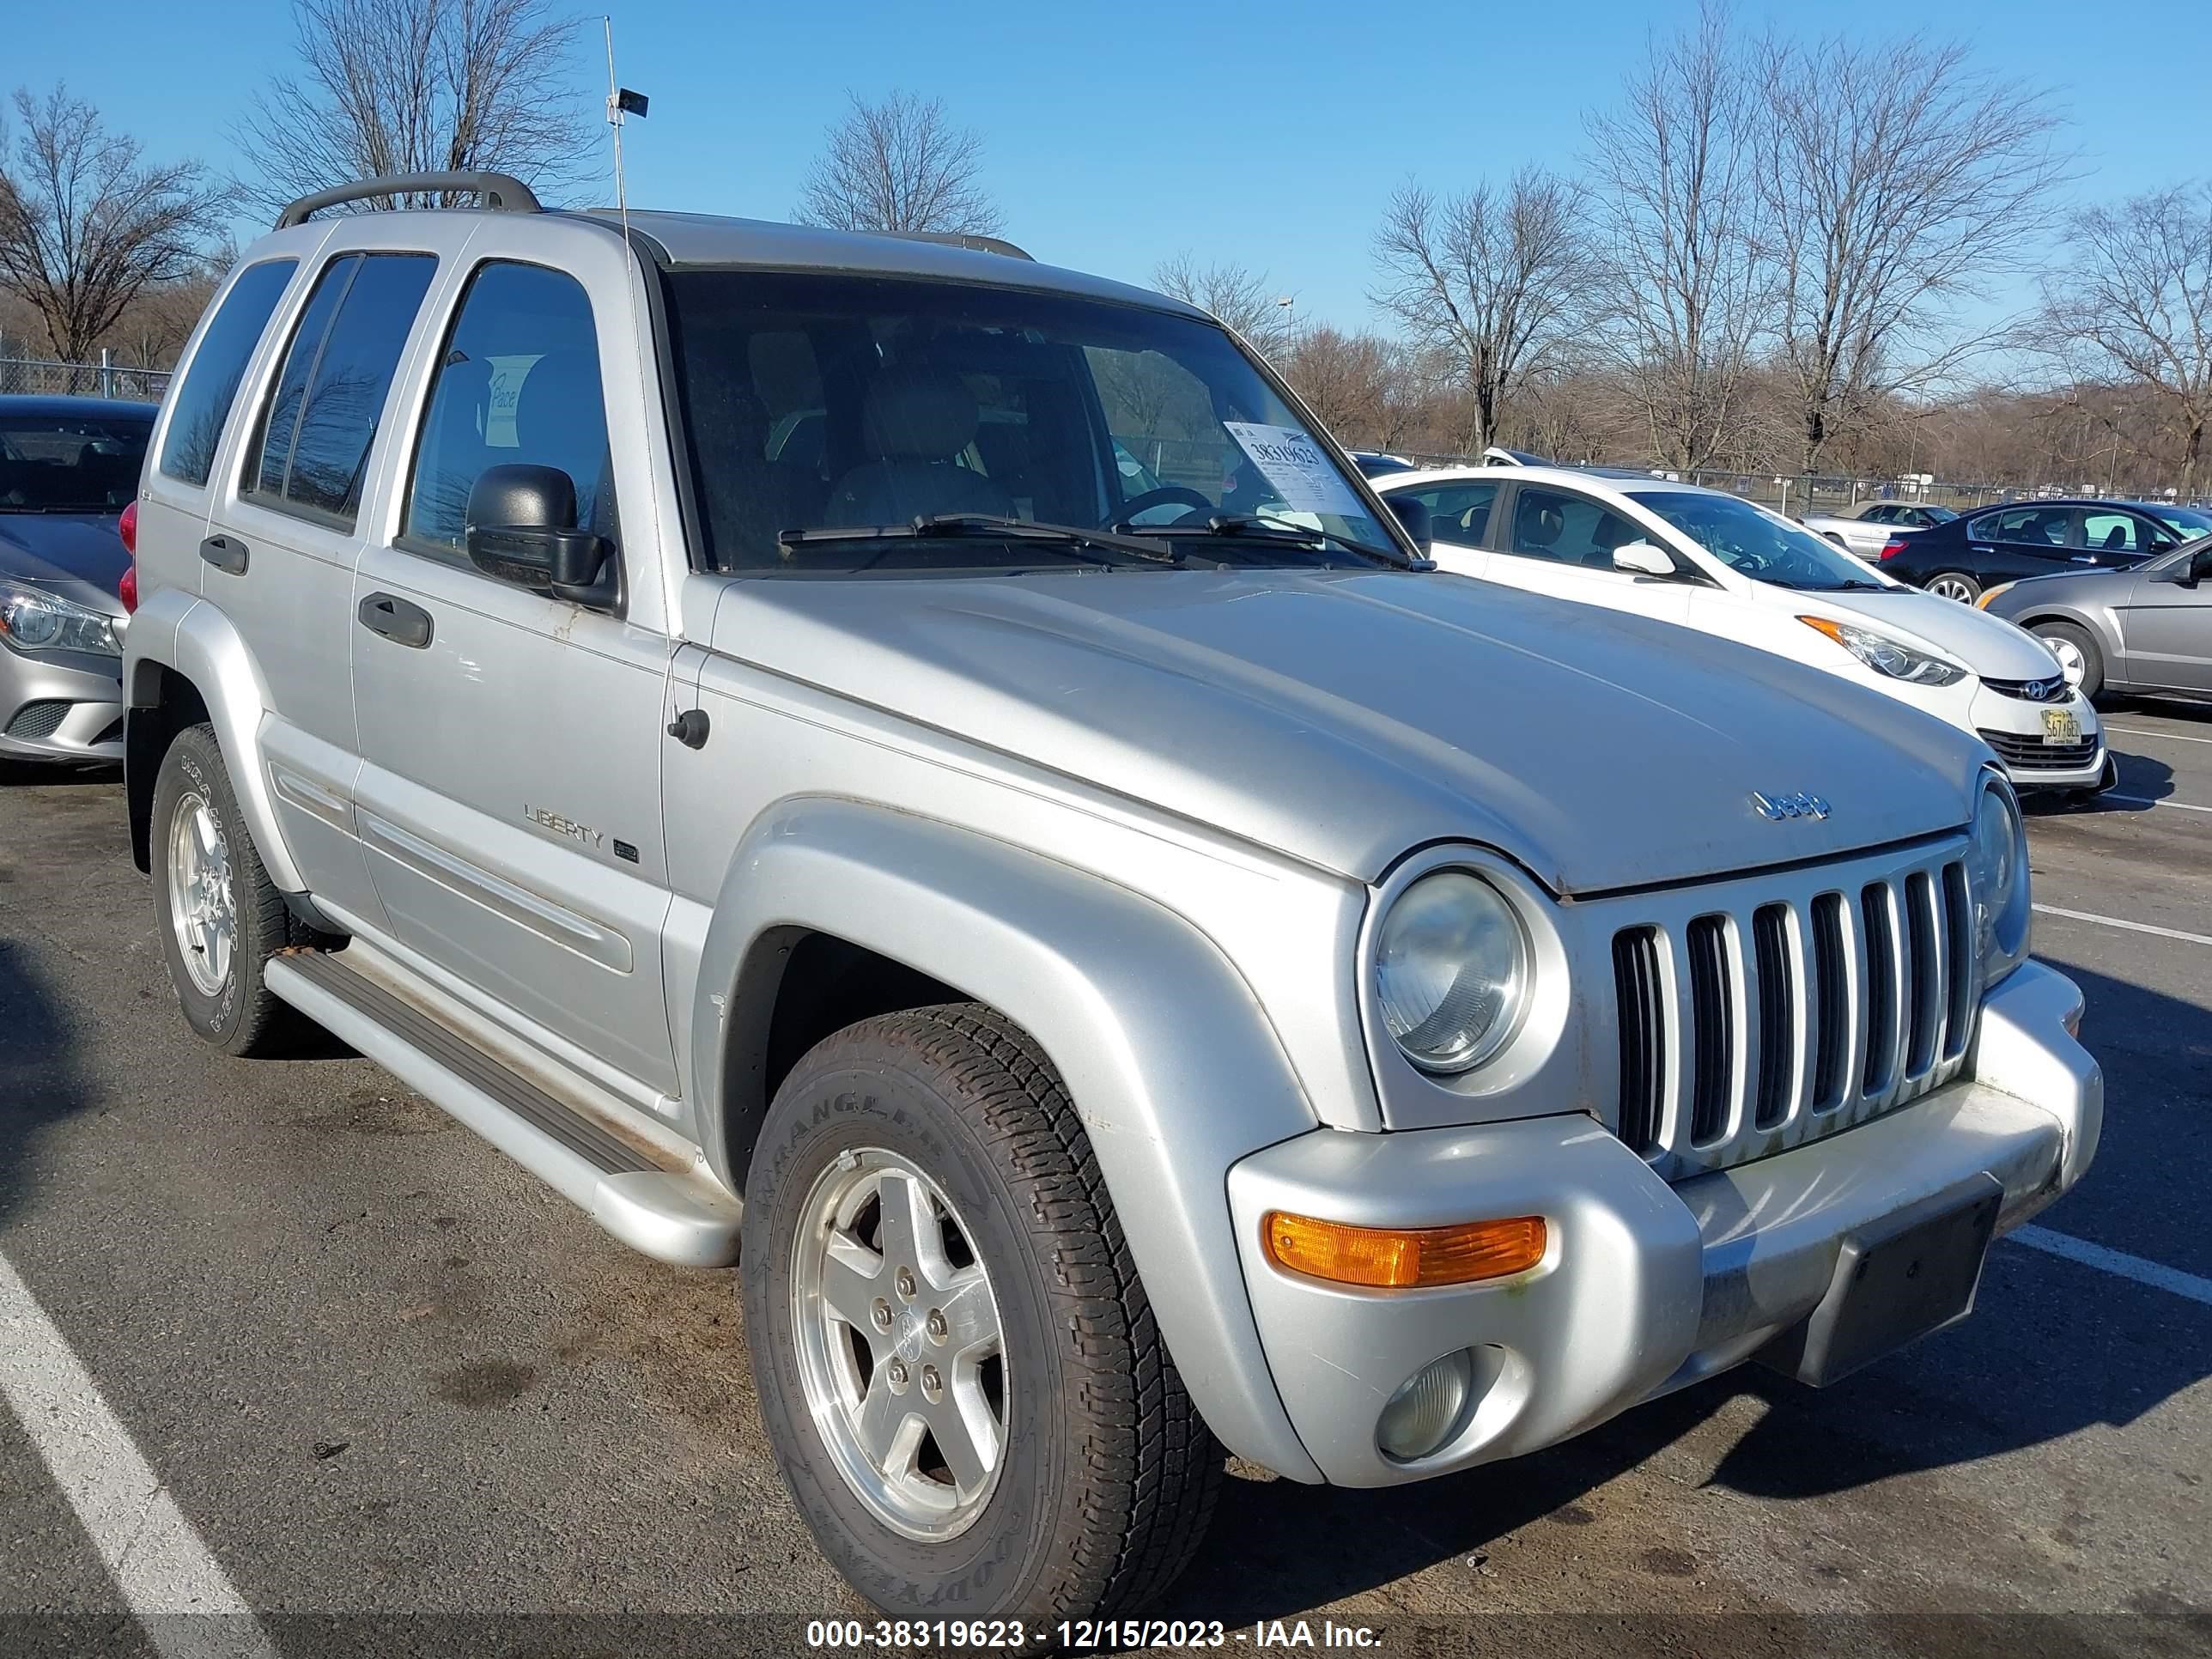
[166,789,236,996]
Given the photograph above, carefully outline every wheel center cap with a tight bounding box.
[891,1308,926,1363]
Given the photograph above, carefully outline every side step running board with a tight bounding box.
[266,951,741,1267]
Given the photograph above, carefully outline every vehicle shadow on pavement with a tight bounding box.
[1171,957,2211,1625]
[0,936,93,1225]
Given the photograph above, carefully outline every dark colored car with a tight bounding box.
[0,395,151,766]
[1347,449,1415,477]
[1880,498,2212,604]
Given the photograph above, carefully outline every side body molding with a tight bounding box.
[690,797,1326,1482]
[125,588,305,893]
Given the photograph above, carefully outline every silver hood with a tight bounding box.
[709,569,1984,892]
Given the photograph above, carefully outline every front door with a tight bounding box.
[1479,483,1694,626]
[349,257,679,1097]
[2120,559,2212,693]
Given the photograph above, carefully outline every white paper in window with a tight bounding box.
[1221,422,1366,520]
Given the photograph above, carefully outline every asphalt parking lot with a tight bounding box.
[2,706,2209,1658]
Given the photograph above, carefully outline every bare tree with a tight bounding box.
[0,85,232,363]
[1584,3,1768,471]
[1754,33,2068,471]
[2038,182,2212,495]
[231,0,595,216]
[1369,169,1588,454]
[1279,325,1396,440]
[1151,253,1291,356]
[797,91,1001,237]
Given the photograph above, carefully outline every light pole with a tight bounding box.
[1275,295,1296,361]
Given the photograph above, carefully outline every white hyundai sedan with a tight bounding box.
[1377,465,2114,799]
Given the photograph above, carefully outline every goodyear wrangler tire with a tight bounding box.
[742,1003,1223,1626]
[149,724,310,1057]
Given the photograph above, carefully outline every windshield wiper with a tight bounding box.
[779,514,1182,566]
[1120,513,1429,570]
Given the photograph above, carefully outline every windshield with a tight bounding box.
[2151,504,2212,543]
[660,270,1397,573]
[0,410,150,514]
[1629,490,1884,591]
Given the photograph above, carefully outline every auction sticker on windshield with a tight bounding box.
[1222,422,1367,519]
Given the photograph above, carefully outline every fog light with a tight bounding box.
[1377,1350,1474,1462]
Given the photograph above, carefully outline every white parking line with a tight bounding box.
[2008,1224,2212,1308]
[2033,903,2212,948]
[2105,725,2212,746]
[0,1249,279,1659]
[2106,793,2212,814]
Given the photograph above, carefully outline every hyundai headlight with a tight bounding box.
[1799,616,1966,686]
[1373,872,1530,1073]
[1966,778,2031,988]
[0,580,122,659]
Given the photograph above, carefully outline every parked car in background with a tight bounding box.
[1347,448,1415,477]
[1880,499,2212,603]
[1801,501,1958,559]
[1982,535,2212,702]
[1376,465,2113,799]
[1,395,149,767]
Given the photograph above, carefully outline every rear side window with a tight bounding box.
[246,252,437,526]
[404,261,612,553]
[157,259,296,487]
[1975,507,2071,547]
[1395,481,1497,544]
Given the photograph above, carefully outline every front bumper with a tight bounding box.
[1968,684,2105,789]
[1225,959,2100,1487]
[0,641,125,763]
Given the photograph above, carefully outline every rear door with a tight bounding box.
[1386,478,1499,578]
[1966,506,2083,581]
[349,229,682,1100]
[203,233,443,927]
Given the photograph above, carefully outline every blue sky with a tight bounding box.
[9,0,2210,333]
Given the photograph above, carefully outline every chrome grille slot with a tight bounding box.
[1809,893,1849,1109]
[1942,861,1975,1060]
[1686,915,1735,1145]
[1611,927,1666,1156]
[1600,836,1973,1180]
[1752,903,1795,1129]
[1860,884,1897,1097]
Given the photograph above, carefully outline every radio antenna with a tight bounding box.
[603,17,631,243]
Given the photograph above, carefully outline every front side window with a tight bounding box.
[0,410,151,513]
[158,259,296,487]
[2081,512,2142,555]
[1504,486,1656,570]
[1628,490,1879,592]
[405,262,611,553]
[1395,481,1497,544]
[246,252,437,526]
[660,270,1400,574]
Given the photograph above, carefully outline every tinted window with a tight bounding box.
[1505,486,1654,569]
[405,262,611,552]
[1975,507,2072,547]
[247,252,436,525]
[1,411,152,512]
[1395,481,1498,544]
[1861,504,1894,523]
[157,259,296,487]
[2081,512,2142,554]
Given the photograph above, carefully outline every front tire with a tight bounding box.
[2033,619,2106,701]
[743,1004,1221,1626]
[149,724,310,1056]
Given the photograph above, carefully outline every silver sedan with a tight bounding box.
[1800,500,1959,560]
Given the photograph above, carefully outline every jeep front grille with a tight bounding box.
[1606,848,1976,1176]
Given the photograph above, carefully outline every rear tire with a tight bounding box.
[2033,619,2106,701]
[743,1003,1222,1626]
[149,724,313,1056]
[1927,572,1982,603]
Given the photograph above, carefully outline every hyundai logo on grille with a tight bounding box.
[2023,677,2064,702]
[1751,790,1832,821]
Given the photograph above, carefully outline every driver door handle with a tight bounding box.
[357,592,434,649]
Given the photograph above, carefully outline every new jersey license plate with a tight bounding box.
[2043,708,2081,745]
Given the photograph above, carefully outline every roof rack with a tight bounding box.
[870,228,1034,262]
[274,171,542,230]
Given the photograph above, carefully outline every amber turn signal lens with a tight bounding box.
[1261,1212,1547,1289]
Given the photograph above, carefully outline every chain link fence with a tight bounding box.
[0,354,171,403]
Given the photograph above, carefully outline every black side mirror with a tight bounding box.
[2148,546,2210,586]
[465,464,614,605]
[1386,494,1433,554]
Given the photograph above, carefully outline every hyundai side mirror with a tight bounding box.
[1385,494,1433,554]
[1612,540,1675,578]
[465,464,615,606]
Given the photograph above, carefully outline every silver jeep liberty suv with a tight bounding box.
[123,171,2100,1629]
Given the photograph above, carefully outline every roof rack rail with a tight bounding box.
[868,228,1034,262]
[274,171,542,230]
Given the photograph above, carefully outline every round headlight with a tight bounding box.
[1374,872,1529,1073]
[1966,783,2027,981]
